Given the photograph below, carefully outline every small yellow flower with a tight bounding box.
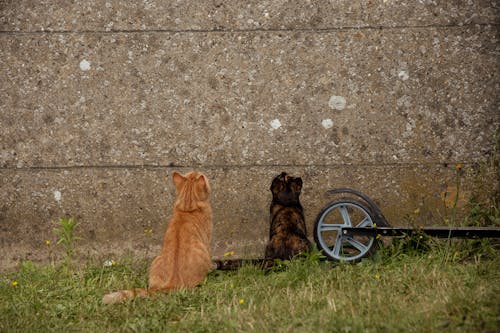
[239,298,245,304]
[11,280,18,287]
[374,274,380,280]
[45,240,51,247]
[373,223,377,228]
[223,251,235,257]
[144,229,153,234]
[455,163,462,170]
[376,234,381,240]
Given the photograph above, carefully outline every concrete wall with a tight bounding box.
[1,1,498,270]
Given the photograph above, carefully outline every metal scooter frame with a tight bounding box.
[313,188,500,262]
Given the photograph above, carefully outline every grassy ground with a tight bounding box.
[1,237,498,333]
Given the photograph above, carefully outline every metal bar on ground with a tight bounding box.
[342,227,500,239]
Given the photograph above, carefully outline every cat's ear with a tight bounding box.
[196,174,210,193]
[172,171,186,188]
[270,175,281,191]
[292,177,303,192]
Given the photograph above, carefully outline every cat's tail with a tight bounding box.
[102,288,151,304]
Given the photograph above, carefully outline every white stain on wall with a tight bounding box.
[53,190,62,202]
[79,59,91,71]
[398,70,409,81]
[270,119,282,130]
[328,95,346,110]
[322,119,334,129]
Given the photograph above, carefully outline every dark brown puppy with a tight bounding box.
[265,172,312,260]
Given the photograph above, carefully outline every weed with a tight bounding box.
[450,163,463,224]
[53,216,81,270]
[465,200,500,227]
[387,231,434,257]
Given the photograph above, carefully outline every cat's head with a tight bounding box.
[172,171,210,211]
[270,172,302,206]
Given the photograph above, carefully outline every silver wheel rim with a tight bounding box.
[316,202,375,261]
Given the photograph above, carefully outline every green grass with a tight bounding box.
[1,239,498,333]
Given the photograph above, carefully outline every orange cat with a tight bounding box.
[102,171,213,304]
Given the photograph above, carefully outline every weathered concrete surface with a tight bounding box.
[0,1,498,270]
[1,0,498,32]
[1,28,497,166]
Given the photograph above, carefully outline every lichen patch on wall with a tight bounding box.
[53,190,62,202]
[328,95,346,110]
[79,59,91,71]
[398,70,409,81]
[270,119,282,130]
[321,119,334,129]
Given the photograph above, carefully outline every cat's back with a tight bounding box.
[271,202,304,226]
[167,209,212,247]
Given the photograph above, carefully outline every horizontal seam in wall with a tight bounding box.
[0,162,469,171]
[0,23,497,35]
